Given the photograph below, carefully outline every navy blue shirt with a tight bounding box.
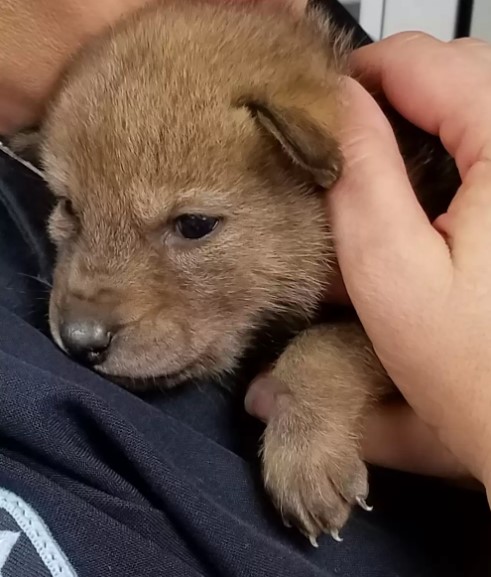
[0,2,489,575]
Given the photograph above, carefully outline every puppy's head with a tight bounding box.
[40,2,346,387]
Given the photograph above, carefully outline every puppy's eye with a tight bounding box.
[174,214,220,240]
[60,198,77,218]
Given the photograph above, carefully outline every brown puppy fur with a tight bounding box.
[27,0,458,544]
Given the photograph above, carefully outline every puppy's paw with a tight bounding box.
[262,405,370,545]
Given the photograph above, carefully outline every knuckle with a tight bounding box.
[450,37,488,50]
[386,30,436,46]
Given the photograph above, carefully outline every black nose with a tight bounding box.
[60,320,112,366]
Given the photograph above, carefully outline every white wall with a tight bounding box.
[359,0,385,40]
[471,0,491,41]
[343,0,490,43]
[381,0,459,41]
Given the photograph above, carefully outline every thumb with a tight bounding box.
[328,79,450,346]
[330,78,438,253]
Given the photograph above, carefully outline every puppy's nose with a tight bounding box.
[60,319,113,366]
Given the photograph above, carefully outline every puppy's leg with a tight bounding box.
[261,321,392,544]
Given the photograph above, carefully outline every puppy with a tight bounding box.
[25,0,458,544]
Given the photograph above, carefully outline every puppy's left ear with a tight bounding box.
[246,100,343,189]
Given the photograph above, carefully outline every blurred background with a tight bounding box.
[339,0,490,42]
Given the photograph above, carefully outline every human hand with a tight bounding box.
[332,33,491,495]
[247,32,491,500]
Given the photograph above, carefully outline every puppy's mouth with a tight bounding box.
[104,370,190,391]
[97,360,198,389]
[50,321,200,386]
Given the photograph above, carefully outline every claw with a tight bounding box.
[356,496,373,512]
[330,529,343,543]
[283,519,292,529]
[309,535,319,548]
[298,527,320,548]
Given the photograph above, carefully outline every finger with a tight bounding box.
[450,36,491,60]
[434,159,491,271]
[362,402,470,479]
[352,35,491,279]
[328,78,449,328]
[352,33,491,177]
[244,373,288,422]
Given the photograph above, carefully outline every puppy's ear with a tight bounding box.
[246,100,343,189]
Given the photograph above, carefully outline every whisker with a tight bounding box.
[18,273,53,289]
